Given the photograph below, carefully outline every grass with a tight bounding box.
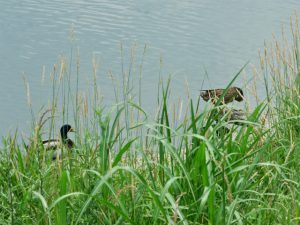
[1,16,300,225]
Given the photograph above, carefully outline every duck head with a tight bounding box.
[60,124,74,140]
[234,87,244,102]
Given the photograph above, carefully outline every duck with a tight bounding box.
[41,124,75,160]
[200,87,244,104]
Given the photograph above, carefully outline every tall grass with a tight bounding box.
[1,16,300,225]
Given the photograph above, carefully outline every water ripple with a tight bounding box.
[0,0,299,136]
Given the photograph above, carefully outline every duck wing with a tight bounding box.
[42,139,60,150]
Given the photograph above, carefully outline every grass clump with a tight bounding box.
[1,16,300,225]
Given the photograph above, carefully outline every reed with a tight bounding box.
[1,16,300,225]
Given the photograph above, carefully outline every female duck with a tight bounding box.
[200,87,244,104]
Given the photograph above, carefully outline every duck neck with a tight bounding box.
[61,132,68,143]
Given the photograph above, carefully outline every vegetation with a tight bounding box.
[1,17,300,225]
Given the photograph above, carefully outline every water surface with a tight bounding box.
[0,0,299,137]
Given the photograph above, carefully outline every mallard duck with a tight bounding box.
[41,124,75,160]
[200,87,244,104]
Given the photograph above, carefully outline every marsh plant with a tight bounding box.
[1,16,300,225]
